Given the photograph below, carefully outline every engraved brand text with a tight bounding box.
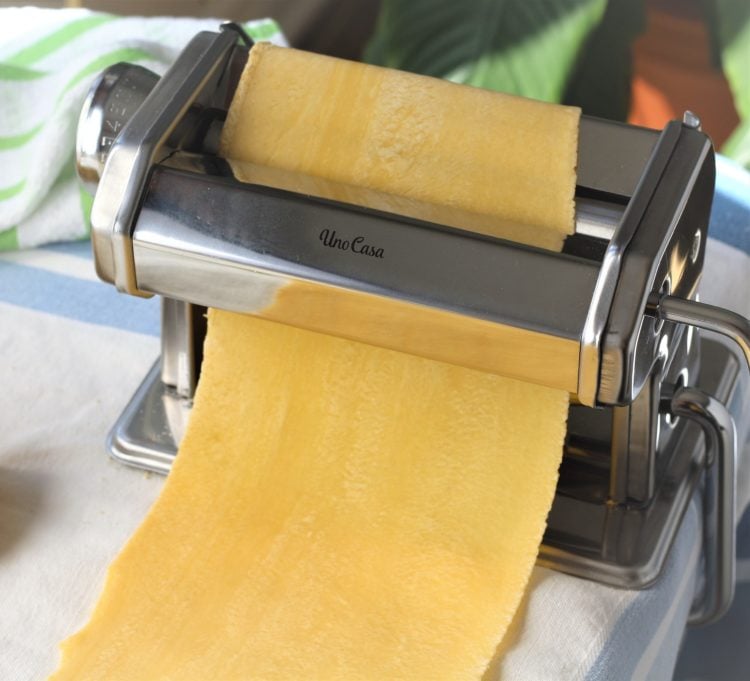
[319,229,384,258]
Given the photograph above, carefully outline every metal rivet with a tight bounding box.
[683,111,702,130]
[690,228,702,264]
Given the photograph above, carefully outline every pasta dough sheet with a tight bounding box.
[52,312,569,679]
[221,43,579,251]
[52,42,578,679]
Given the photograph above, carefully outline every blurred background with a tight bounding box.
[2,0,747,167]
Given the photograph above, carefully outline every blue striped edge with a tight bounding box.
[673,581,750,679]
[584,501,701,681]
[712,156,750,255]
[0,259,159,336]
[42,239,94,259]
[672,506,750,679]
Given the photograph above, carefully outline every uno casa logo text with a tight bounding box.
[319,228,384,259]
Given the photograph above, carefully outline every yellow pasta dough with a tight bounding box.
[52,312,569,680]
[52,43,578,680]
[221,43,579,251]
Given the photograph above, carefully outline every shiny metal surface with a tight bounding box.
[108,361,188,474]
[574,197,625,242]
[75,29,681,401]
[671,386,736,626]
[161,298,205,398]
[657,296,750,375]
[594,123,714,406]
[576,123,683,406]
[76,63,158,195]
[655,292,750,619]
[219,21,254,47]
[133,165,598,392]
[577,117,659,199]
[539,337,744,591]
[683,110,702,131]
[564,313,695,508]
[88,29,244,293]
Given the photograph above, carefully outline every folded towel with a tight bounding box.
[0,8,284,251]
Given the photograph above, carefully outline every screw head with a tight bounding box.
[682,110,702,130]
[690,228,702,264]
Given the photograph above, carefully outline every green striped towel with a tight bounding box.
[0,8,284,251]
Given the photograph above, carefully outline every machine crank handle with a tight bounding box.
[654,296,750,375]
[668,386,737,626]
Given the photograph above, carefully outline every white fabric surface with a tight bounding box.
[0,300,161,679]
[0,229,747,680]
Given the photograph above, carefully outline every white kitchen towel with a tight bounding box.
[0,8,284,251]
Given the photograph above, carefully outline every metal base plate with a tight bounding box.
[109,362,188,475]
[107,338,747,589]
[540,337,746,588]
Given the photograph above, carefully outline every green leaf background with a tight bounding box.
[366,0,750,169]
[713,0,750,163]
[365,0,608,103]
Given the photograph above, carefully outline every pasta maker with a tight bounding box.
[76,24,750,625]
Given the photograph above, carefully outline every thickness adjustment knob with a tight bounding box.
[76,62,159,195]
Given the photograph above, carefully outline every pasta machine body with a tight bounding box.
[76,25,750,625]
